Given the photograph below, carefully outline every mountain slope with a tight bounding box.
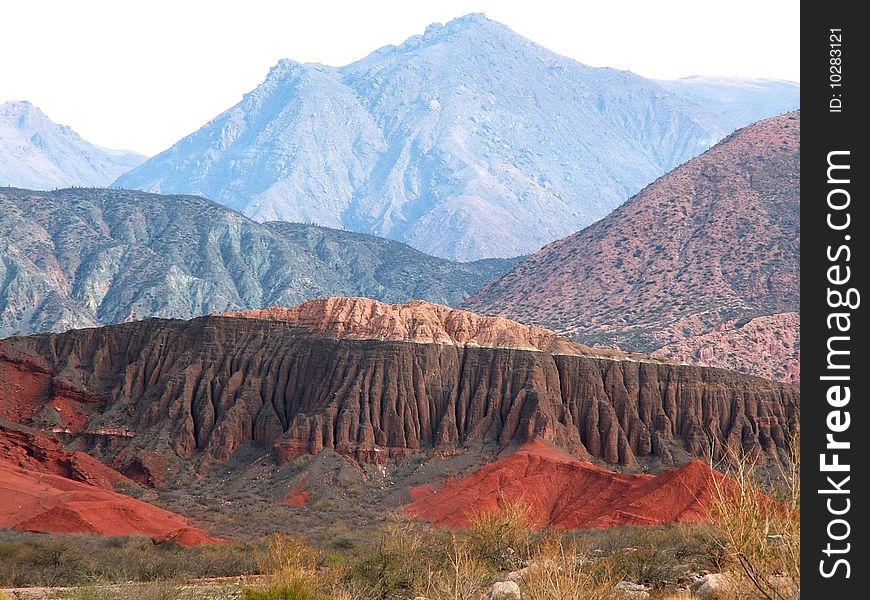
[657,76,800,132]
[114,13,734,260]
[0,101,145,189]
[463,112,800,381]
[0,187,520,337]
[653,312,800,383]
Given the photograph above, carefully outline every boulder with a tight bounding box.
[491,580,521,600]
[690,573,736,599]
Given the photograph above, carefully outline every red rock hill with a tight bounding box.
[407,438,728,528]
[0,424,222,546]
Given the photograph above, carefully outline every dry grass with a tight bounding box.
[518,538,614,600]
[244,535,332,600]
[419,534,490,600]
[0,532,260,588]
[708,432,800,599]
[465,498,535,572]
[2,490,770,599]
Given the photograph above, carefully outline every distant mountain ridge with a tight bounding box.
[656,76,800,132]
[0,101,146,189]
[114,13,774,261]
[0,187,519,337]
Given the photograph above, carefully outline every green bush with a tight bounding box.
[242,580,327,600]
[344,549,416,600]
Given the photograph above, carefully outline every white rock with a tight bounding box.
[614,581,650,599]
[690,573,736,599]
[490,579,522,600]
[615,581,646,591]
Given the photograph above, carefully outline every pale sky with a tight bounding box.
[1,0,800,155]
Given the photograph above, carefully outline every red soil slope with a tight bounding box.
[0,427,223,546]
[407,439,727,528]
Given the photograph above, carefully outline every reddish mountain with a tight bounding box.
[406,439,727,528]
[0,298,798,477]
[463,112,800,382]
[654,312,800,384]
[0,423,222,546]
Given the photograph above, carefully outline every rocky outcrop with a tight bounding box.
[223,297,598,354]
[463,112,800,382]
[0,301,798,470]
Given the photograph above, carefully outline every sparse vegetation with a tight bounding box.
[707,432,800,599]
[1,468,800,599]
[0,532,259,588]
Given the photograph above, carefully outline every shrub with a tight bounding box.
[708,432,800,599]
[0,532,260,587]
[420,534,489,600]
[244,535,340,600]
[465,499,534,572]
[517,538,614,600]
[242,580,327,600]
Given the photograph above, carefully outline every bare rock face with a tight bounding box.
[223,297,593,354]
[0,301,798,472]
[463,112,800,382]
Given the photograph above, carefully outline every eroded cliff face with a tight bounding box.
[0,302,798,473]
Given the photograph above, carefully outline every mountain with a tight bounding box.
[0,298,799,477]
[463,112,800,382]
[657,76,800,132]
[654,312,800,383]
[0,187,520,337]
[114,13,737,261]
[0,101,145,189]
